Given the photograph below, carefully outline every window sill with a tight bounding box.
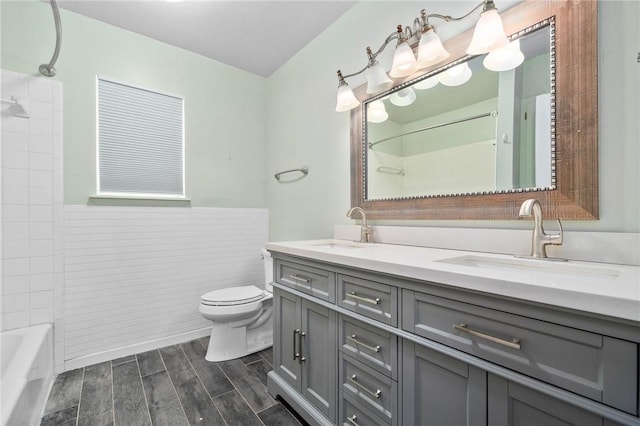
[91,194,190,201]
[89,194,191,206]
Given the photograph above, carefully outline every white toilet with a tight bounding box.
[199,248,274,362]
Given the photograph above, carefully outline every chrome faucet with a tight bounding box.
[518,199,563,259]
[346,207,373,243]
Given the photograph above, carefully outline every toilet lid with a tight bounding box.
[201,285,264,306]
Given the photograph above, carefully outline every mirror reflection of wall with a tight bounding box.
[365,22,552,201]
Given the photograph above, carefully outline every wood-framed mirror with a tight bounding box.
[350,0,598,220]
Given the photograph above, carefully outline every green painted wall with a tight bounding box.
[1,0,267,207]
[3,1,638,241]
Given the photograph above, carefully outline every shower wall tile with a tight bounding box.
[4,311,30,330]
[3,276,29,295]
[2,130,28,150]
[4,240,29,258]
[3,204,28,221]
[1,69,64,359]
[31,273,54,292]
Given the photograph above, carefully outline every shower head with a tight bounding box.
[1,97,30,118]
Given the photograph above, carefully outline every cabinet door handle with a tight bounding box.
[289,274,311,284]
[346,414,358,425]
[298,331,306,363]
[293,329,300,360]
[346,291,380,305]
[453,323,521,350]
[347,334,381,353]
[347,374,381,399]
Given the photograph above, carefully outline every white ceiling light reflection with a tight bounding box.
[367,100,389,123]
[483,39,524,71]
[438,63,472,86]
[414,76,439,90]
[389,88,417,106]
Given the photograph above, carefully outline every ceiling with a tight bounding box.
[55,0,356,77]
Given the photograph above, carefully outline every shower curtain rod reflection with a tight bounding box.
[39,0,62,77]
[368,110,498,149]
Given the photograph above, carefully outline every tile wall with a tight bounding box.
[1,69,65,370]
[62,206,268,370]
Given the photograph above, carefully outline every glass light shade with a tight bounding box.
[438,63,473,86]
[467,9,509,55]
[416,29,450,69]
[367,100,388,123]
[414,75,439,90]
[483,39,524,71]
[389,88,417,107]
[366,62,393,94]
[335,84,360,112]
[389,41,418,78]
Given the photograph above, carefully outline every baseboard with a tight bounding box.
[63,327,211,371]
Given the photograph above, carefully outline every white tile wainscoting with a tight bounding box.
[62,206,268,370]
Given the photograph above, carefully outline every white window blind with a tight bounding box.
[97,77,184,197]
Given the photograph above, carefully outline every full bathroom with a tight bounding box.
[0,0,638,425]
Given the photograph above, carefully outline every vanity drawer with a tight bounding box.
[402,289,638,415]
[340,392,389,426]
[340,315,398,380]
[340,353,397,424]
[276,259,335,302]
[338,275,398,326]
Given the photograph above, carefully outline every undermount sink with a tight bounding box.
[310,241,365,249]
[437,255,623,279]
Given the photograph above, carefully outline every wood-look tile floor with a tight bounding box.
[40,337,306,426]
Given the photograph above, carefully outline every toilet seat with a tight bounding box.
[201,285,264,306]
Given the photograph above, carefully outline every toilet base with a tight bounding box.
[205,320,273,362]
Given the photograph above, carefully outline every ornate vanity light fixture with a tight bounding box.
[335,0,523,112]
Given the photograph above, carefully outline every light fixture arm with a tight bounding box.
[336,0,490,87]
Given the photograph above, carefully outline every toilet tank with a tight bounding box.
[261,248,274,292]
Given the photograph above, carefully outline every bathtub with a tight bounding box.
[1,324,54,426]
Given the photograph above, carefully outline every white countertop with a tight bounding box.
[266,239,640,323]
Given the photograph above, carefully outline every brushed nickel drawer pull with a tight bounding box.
[293,329,300,360]
[289,274,311,284]
[346,291,380,305]
[347,374,382,399]
[347,334,381,353]
[347,414,358,425]
[453,323,521,350]
[299,331,306,363]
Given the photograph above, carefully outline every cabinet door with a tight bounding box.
[301,299,337,421]
[402,340,487,426]
[488,375,613,426]
[273,288,302,389]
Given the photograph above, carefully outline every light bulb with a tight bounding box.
[335,83,360,112]
[414,76,439,90]
[389,88,417,107]
[483,39,524,71]
[467,8,509,55]
[367,100,389,123]
[390,41,418,78]
[366,62,393,94]
[417,28,450,69]
[438,63,473,86]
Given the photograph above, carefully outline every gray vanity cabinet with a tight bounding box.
[267,252,639,426]
[272,287,337,421]
[402,340,487,426]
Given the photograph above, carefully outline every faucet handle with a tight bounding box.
[552,219,563,244]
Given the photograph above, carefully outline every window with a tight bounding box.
[97,77,184,198]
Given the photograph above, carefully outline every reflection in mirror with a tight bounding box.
[365,21,552,201]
